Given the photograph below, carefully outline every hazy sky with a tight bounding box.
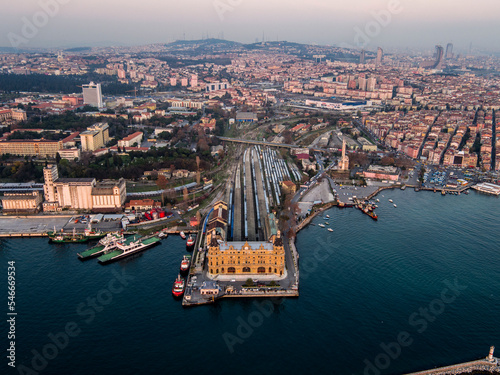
[1,0,499,53]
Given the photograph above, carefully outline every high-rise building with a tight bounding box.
[367,77,377,92]
[82,82,103,108]
[360,49,366,64]
[375,47,384,66]
[80,123,110,152]
[433,45,445,69]
[445,43,454,59]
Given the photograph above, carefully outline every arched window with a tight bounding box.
[268,267,272,273]
[228,267,236,274]
[274,268,277,274]
[243,267,251,272]
[257,267,265,273]
[221,268,224,273]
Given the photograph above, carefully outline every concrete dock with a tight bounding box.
[404,358,500,374]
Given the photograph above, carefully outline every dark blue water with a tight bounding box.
[1,190,499,375]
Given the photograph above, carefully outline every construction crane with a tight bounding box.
[126,88,139,97]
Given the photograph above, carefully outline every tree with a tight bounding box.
[156,174,168,190]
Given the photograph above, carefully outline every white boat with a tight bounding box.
[327,228,334,232]
[180,231,186,239]
[393,204,397,208]
[318,224,325,228]
[389,199,393,203]
[324,222,329,225]
[325,214,330,218]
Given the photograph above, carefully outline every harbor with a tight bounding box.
[1,190,500,374]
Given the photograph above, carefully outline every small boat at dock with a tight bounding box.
[180,231,186,239]
[180,255,191,274]
[172,275,186,297]
[186,235,195,251]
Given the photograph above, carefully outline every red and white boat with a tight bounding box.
[179,231,186,240]
[186,235,195,250]
[180,255,191,273]
[172,275,185,297]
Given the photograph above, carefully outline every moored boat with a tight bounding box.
[327,228,334,232]
[318,224,325,228]
[180,231,186,239]
[97,235,161,264]
[172,275,186,297]
[186,235,195,250]
[180,255,191,274]
[77,232,124,260]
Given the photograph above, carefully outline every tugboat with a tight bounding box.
[186,235,195,251]
[179,231,186,240]
[180,255,191,274]
[172,275,186,297]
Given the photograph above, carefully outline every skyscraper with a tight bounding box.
[360,49,366,64]
[433,45,445,69]
[375,47,383,66]
[445,43,454,59]
[82,82,103,108]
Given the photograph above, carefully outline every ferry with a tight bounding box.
[97,235,161,264]
[180,255,191,274]
[327,228,334,232]
[172,275,186,297]
[186,235,195,250]
[318,224,325,228]
[77,232,125,260]
[180,231,186,239]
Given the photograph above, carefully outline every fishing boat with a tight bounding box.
[172,275,186,297]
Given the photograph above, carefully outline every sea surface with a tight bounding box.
[1,190,499,375]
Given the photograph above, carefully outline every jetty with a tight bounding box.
[405,347,500,375]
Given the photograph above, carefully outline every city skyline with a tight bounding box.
[1,0,500,53]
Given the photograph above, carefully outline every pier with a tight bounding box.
[404,347,500,375]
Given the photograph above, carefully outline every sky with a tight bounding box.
[1,0,499,53]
